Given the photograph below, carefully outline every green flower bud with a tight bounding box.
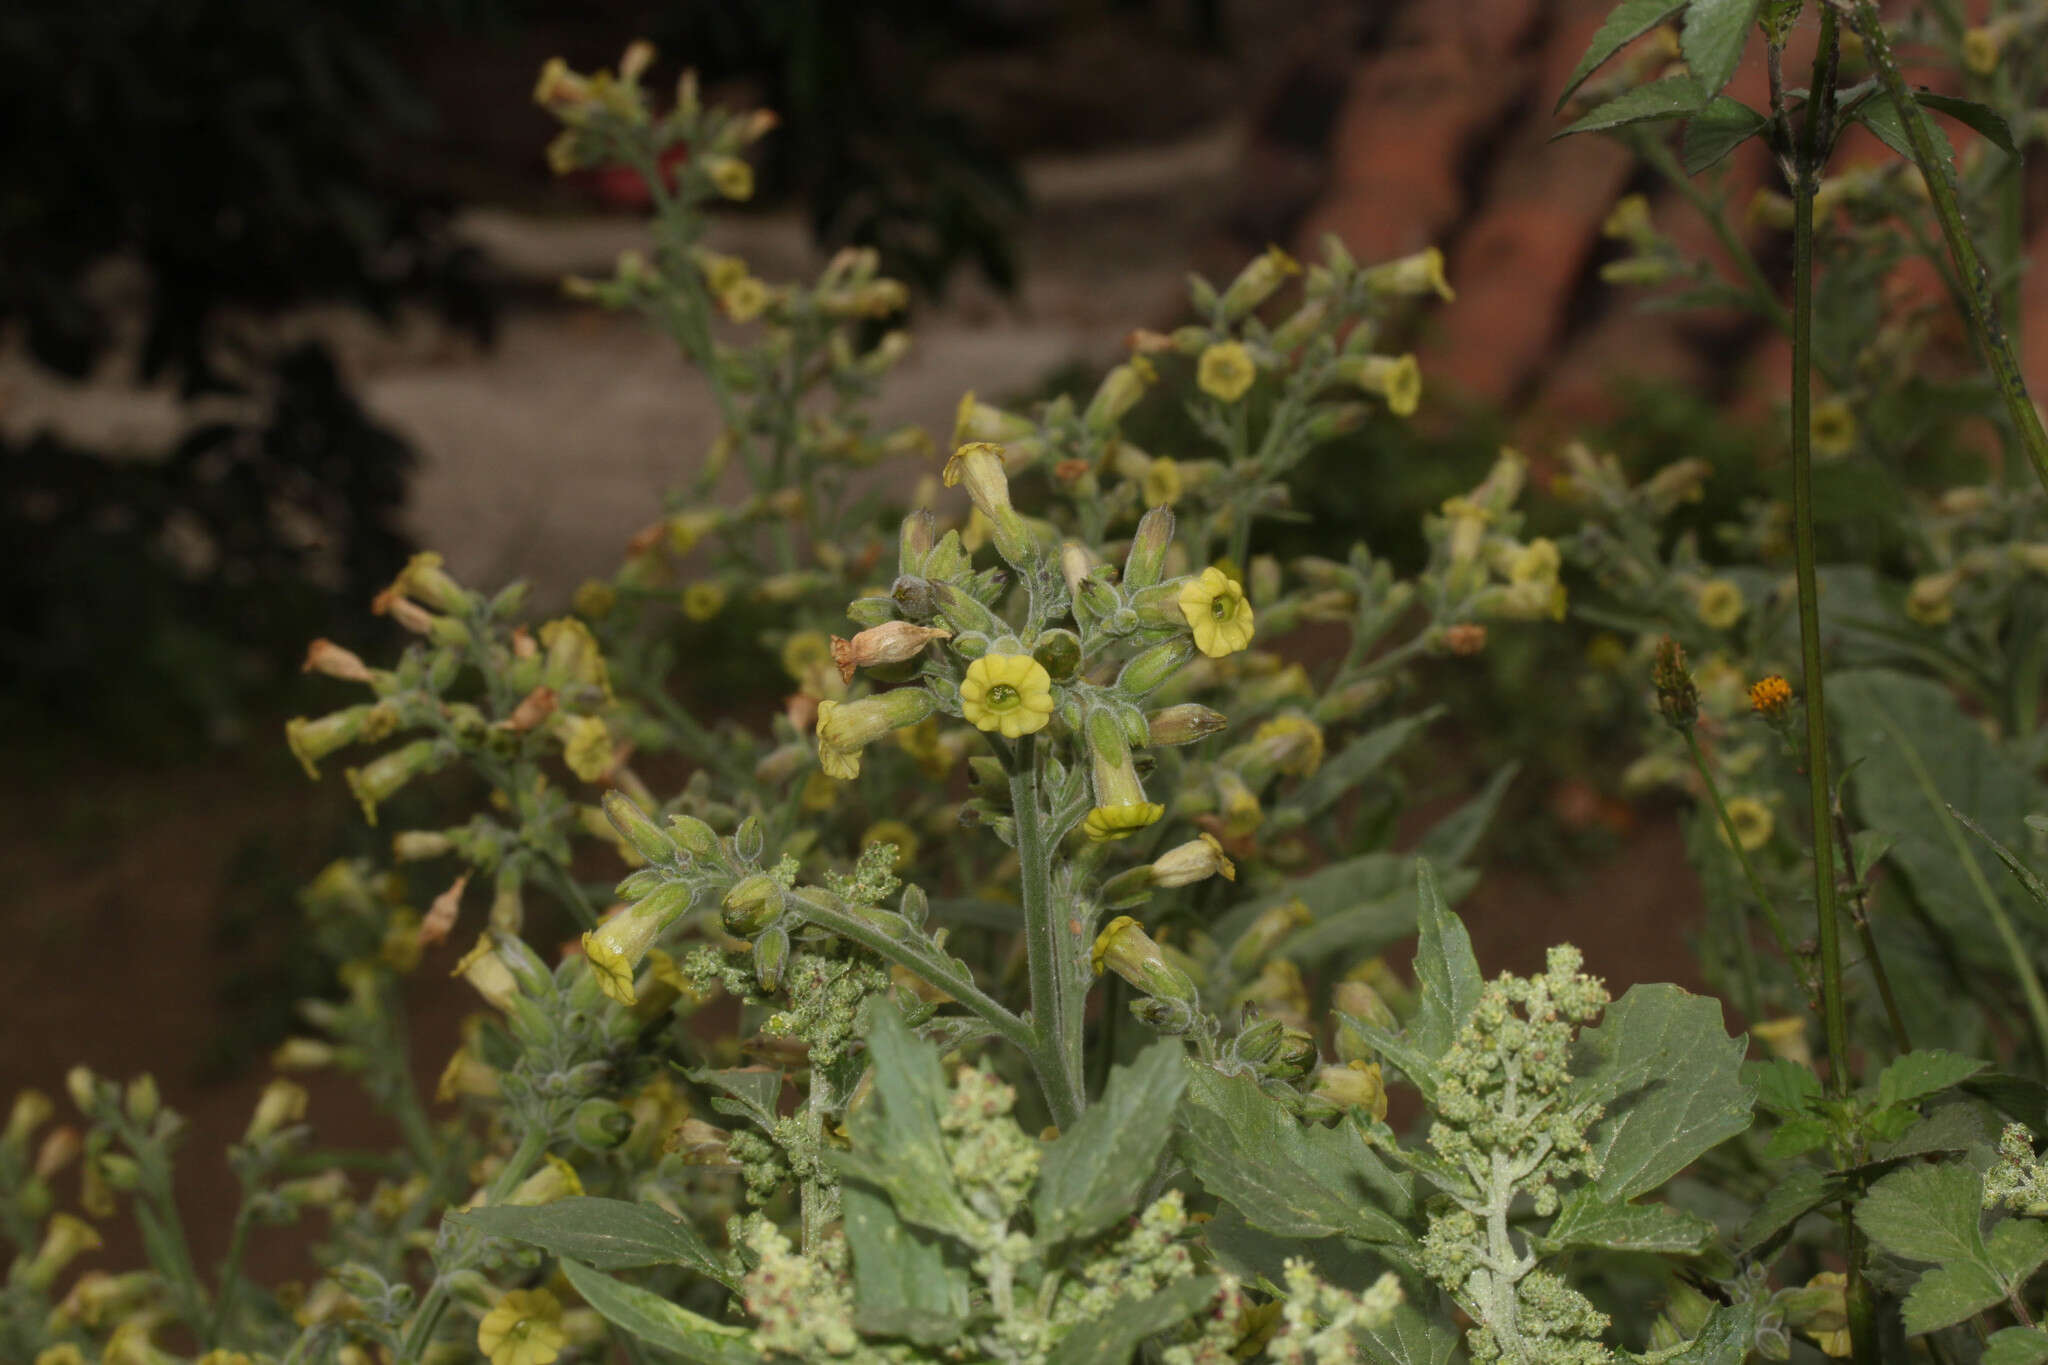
[666,813,718,859]
[900,883,929,931]
[1032,628,1082,681]
[898,509,936,575]
[891,575,940,621]
[344,739,455,827]
[1089,916,1198,1003]
[571,1099,634,1151]
[1234,1016,1287,1064]
[604,790,677,866]
[1123,506,1175,590]
[1118,636,1195,696]
[723,874,785,936]
[753,923,791,993]
[122,1075,159,1127]
[733,815,765,862]
[845,596,894,627]
[1147,704,1228,746]
[1264,1026,1319,1082]
[1083,358,1155,432]
[98,1153,143,1190]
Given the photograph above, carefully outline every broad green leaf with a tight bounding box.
[1409,860,1483,1064]
[841,1179,970,1344]
[1917,92,2019,154]
[830,1004,981,1243]
[1556,0,1686,110]
[1830,670,2048,970]
[1415,761,1519,869]
[1681,0,1763,100]
[1853,94,1958,174]
[1668,1303,1765,1364]
[1738,1168,1846,1253]
[1762,1117,1830,1160]
[1558,75,1709,138]
[1215,851,1406,943]
[556,1258,756,1365]
[1750,1058,1822,1118]
[1874,1101,2002,1161]
[1988,1217,2048,1283]
[1541,1189,1715,1253]
[1280,871,1478,969]
[1902,1259,2006,1333]
[1683,96,1769,174]
[448,1197,734,1286]
[1857,1161,1984,1265]
[1178,1069,1412,1244]
[1876,1050,1989,1109]
[1287,710,1440,823]
[1357,1300,1462,1365]
[1985,1327,2048,1365]
[1966,1073,2048,1137]
[1202,1204,1391,1292]
[1577,985,1755,1202]
[1045,1276,1221,1365]
[1035,1040,1186,1247]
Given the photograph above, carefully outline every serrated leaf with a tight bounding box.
[1045,1276,1221,1365]
[841,1180,970,1344]
[1279,869,1478,969]
[1556,0,1687,110]
[1987,1217,2048,1281]
[829,1003,982,1243]
[1917,92,2018,154]
[1668,1302,1766,1364]
[1202,1203,1391,1292]
[1902,1259,2006,1333]
[1035,1040,1186,1247]
[1178,1069,1412,1244]
[1984,1327,2048,1365]
[1558,74,1709,137]
[1738,1167,1846,1253]
[1409,859,1483,1063]
[447,1197,735,1286]
[1762,1117,1831,1160]
[1876,1049,1990,1109]
[1750,1057,1822,1118]
[556,1258,756,1365]
[1415,761,1518,868]
[1682,0,1763,100]
[1577,985,1756,1201]
[1357,1300,1462,1365]
[1874,1101,2002,1160]
[1288,710,1439,822]
[1857,1161,1984,1265]
[1683,96,1769,173]
[1853,93,1958,173]
[1541,1189,1715,1253]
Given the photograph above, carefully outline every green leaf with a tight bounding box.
[448,1197,735,1286]
[1917,92,2018,154]
[1876,1050,1990,1109]
[1902,1259,2007,1333]
[1750,1057,1822,1118]
[1830,670,2048,971]
[1984,1327,2048,1365]
[1541,1188,1716,1253]
[1681,0,1763,100]
[1954,804,2048,912]
[1558,74,1709,138]
[1556,0,1687,111]
[1738,1168,1846,1253]
[1965,1073,2048,1137]
[829,1003,982,1243]
[556,1258,756,1365]
[1288,710,1440,822]
[1683,96,1769,174]
[1202,1203,1391,1292]
[1850,828,1896,882]
[1874,1102,2002,1161]
[1035,1040,1186,1247]
[1045,1276,1221,1365]
[686,1066,784,1130]
[1414,761,1519,869]
[1278,869,1478,968]
[1357,1300,1462,1365]
[1762,1117,1831,1160]
[1857,1161,1984,1266]
[1988,1217,2048,1284]
[1853,94,1958,174]
[841,1179,970,1344]
[1409,859,1483,1064]
[1178,1069,1413,1244]
[1577,985,1755,1202]
[1667,1302,1766,1364]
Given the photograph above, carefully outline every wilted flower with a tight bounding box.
[830,622,951,683]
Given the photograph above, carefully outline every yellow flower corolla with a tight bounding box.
[1142,455,1183,507]
[1720,796,1774,852]
[1694,578,1746,631]
[959,654,1055,738]
[862,819,921,871]
[781,631,834,683]
[1507,537,1560,586]
[1799,1273,1852,1359]
[1178,567,1256,658]
[478,1288,568,1365]
[1810,397,1857,460]
[703,155,754,201]
[720,276,768,322]
[1082,801,1165,842]
[1905,570,1960,626]
[681,581,727,621]
[1751,1015,1811,1067]
[1197,342,1257,403]
[580,931,637,1005]
[557,714,615,782]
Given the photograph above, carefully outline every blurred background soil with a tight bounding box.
[6,0,2044,1280]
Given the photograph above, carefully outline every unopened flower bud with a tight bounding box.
[753,922,791,993]
[1117,636,1195,697]
[6,1089,54,1149]
[386,551,471,614]
[667,813,718,859]
[1333,978,1398,1035]
[272,1038,338,1071]
[1089,916,1198,1003]
[302,639,376,684]
[603,790,677,867]
[1150,834,1236,888]
[1123,506,1175,591]
[344,739,455,827]
[1032,628,1082,681]
[1220,245,1302,319]
[722,875,786,936]
[245,1079,309,1144]
[35,1125,81,1180]
[122,1075,159,1127]
[24,1213,102,1290]
[570,1099,634,1152]
[1361,247,1454,301]
[66,1067,99,1116]
[1652,637,1699,732]
[1147,704,1227,746]
[1084,358,1156,432]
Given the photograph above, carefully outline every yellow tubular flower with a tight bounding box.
[1720,796,1774,852]
[959,654,1055,738]
[1084,802,1165,841]
[1084,711,1164,841]
[478,1288,569,1365]
[1810,396,1857,459]
[1694,579,1746,631]
[720,277,768,321]
[1196,342,1257,403]
[1178,567,1256,657]
[1338,353,1422,417]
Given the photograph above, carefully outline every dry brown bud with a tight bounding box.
[420,874,469,947]
[302,639,375,683]
[500,686,560,732]
[829,622,952,682]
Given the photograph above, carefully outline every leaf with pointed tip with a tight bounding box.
[828,1004,981,1243]
[448,1197,735,1287]
[1917,92,2018,154]
[1668,1303,1766,1364]
[1035,1040,1186,1247]
[1558,75,1709,138]
[1540,1189,1716,1254]
[1357,1300,1462,1365]
[1288,710,1440,822]
[842,1179,970,1344]
[1681,0,1762,100]
[556,1259,756,1365]
[1684,96,1769,173]
[1409,860,1482,1063]
[1738,1167,1846,1254]
[1045,1276,1221,1365]
[1875,1049,1990,1109]
[1853,94,1958,174]
[1556,0,1686,111]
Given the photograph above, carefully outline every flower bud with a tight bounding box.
[1333,353,1422,417]
[453,935,522,1012]
[667,813,718,859]
[1219,245,1302,319]
[1151,834,1236,888]
[604,790,677,866]
[34,1125,80,1179]
[722,874,786,936]
[1123,506,1175,591]
[285,703,399,781]
[122,1075,159,1127]
[245,1079,309,1144]
[1228,899,1313,976]
[508,1153,584,1207]
[344,739,455,827]
[272,1038,339,1071]
[1117,636,1195,697]
[831,622,952,683]
[302,639,376,684]
[1147,704,1227,746]
[1090,917,1198,1003]
[753,923,791,993]
[7,1089,54,1150]
[386,551,471,614]
[952,390,1039,445]
[1361,246,1454,301]
[65,1067,99,1117]
[571,1099,634,1152]
[1311,1061,1388,1120]
[1652,637,1699,733]
[1333,978,1398,1035]
[1083,358,1155,432]
[24,1213,102,1290]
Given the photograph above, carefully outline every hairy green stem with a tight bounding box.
[207,1196,258,1348]
[1841,0,2048,496]
[1011,736,1087,1130]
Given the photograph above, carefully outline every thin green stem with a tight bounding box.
[397,1126,547,1364]
[207,1196,258,1348]
[1011,736,1087,1130]
[1791,9,1851,1099]
[1832,805,1913,1054]
[1842,0,2048,496]
[1682,733,1769,1020]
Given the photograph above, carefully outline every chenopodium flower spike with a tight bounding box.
[815,687,938,779]
[1083,707,1164,841]
[1178,566,1256,658]
[959,654,1055,739]
[581,881,696,1006]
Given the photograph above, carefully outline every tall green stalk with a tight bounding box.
[1011,736,1087,1131]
